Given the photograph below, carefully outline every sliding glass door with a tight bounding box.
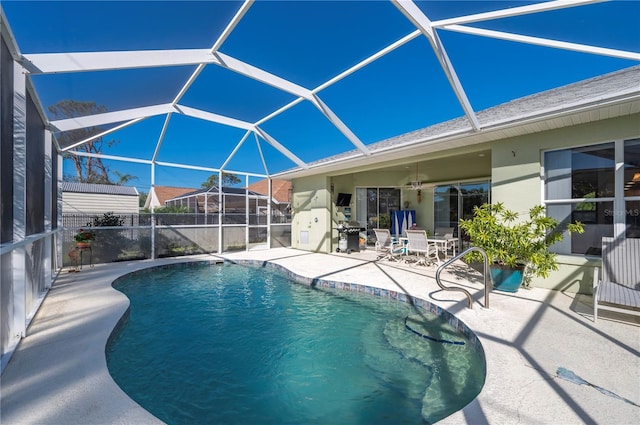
[356,187,400,240]
[434,181,490,247]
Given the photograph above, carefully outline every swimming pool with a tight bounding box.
[106,262,485,424]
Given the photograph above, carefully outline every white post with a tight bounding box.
[12,61,27,339]
[43,130,52,289]
[217,171,223,253]
[150,162,156,259]
[267,177,272,248]
[245,174,249,251]
[56,151,63,269]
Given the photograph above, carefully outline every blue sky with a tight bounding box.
[4,0,639,193]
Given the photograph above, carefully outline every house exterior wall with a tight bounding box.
[491,113,640,292]
[290,175,332,252]
[144,190,161,210]
[290,113,639,294]
[62,192,139,214]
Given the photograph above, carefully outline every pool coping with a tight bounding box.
[1,248,638,424]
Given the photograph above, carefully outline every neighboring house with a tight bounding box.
[248,179,291,204]
[144,186,198,210]
[62,182,139,215]
[162,180,291,216]
[164,186,268,215]
[248,179,292,219]
[282,65,640,293]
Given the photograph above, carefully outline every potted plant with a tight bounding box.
[459,203,584,292]
[74,228,96,248]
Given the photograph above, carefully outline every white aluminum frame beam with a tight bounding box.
[431,0,604,27]
[50,103,175,132]
[393,0,481,130]
[171,0,254,106]
[220,130,252,171]
[176,104,254,131]
[67,149,264,178]
[60,117,146,152]
[151,113,172,162]
[68,150,153,165]
[214,51,312,99]
[155,160,266,178]
[442,25,640,61]
[33,0,632,178]
[254,132,269,176]
[310,94,371,155]
[22,49,221,74]
[150,0,254,171]
[254,127,308,169]
[314,30,422,94]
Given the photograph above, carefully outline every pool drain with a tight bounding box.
[404,315,466,345]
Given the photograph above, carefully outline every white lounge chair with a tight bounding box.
[593,237,640,322]
[405,229,438,266]
[373,228,403,261]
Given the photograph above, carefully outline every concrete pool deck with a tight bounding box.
[1,247,638,424]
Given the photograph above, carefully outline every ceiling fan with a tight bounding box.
[405,163,422,190]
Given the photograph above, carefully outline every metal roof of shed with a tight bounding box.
[61,182,139,196]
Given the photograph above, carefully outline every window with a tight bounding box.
[355,187,400,231]
[435,181,490,249]
[543,139,640,256]
[624,140,640,238]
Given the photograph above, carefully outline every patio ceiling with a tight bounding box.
[4,0,639,183]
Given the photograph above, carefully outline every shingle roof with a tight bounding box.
[290,64,640,172]
[166,186,266,201]
[248,179,291,203]
[152,186,198,206]
[61,182,138,196]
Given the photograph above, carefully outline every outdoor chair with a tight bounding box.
[435,227,457,259]
[593,236,640,323]
[373,228,403,261]
[434,227,454,237]
[405,229,438,266]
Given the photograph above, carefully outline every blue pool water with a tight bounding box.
[106,263,485,424]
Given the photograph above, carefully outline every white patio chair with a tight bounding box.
[593,237,640,323]
[373,228,403,261]
[405,229,438,266]
[435,227,457,259]
[434,227,454,237]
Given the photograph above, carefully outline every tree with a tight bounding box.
[201,173,242,189]
[50,100,136,185]
[138,191,148,208]
[113,171,138,185]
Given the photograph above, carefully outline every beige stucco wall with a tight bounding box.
[290,175,332,252]
[290,113,639,293]
[491,113,640,292]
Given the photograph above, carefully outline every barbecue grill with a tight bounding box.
[336,222,365,254]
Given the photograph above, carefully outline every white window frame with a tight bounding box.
[541,139,640,254]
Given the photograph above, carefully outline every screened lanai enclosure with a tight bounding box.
[2,0,639,372]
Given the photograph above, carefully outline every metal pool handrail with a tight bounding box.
[435,246,490,309]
